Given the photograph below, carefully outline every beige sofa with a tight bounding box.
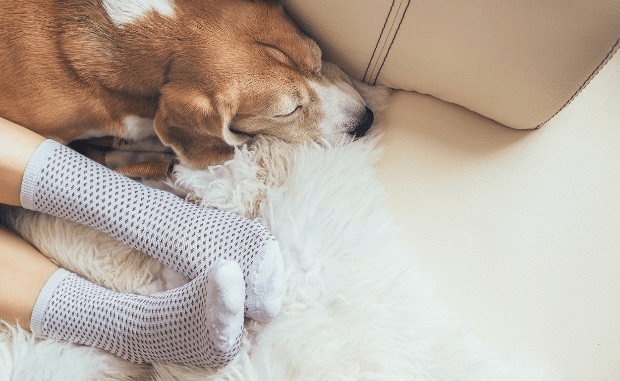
[282,1,620,380]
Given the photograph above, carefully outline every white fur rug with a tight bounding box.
[1,85,558,381]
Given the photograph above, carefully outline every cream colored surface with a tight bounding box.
[283,0,620,129]
[375,50,620,381]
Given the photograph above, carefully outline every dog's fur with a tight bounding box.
[0,0,373,168]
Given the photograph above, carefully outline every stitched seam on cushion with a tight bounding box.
[373,0,411,85]
[370,0,408,83]
[363,0,395,83]
[363,0,411,84]
[537,35,620,129]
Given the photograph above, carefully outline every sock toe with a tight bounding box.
[206,260,246,351]
[245,237,285,322]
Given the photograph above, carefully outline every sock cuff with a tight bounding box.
[20,139,66,211]
[30,268,72,337]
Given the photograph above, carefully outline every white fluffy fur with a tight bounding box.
[1,84,558,380]
[0,324,151,380]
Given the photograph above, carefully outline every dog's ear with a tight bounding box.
[154,86,248,168]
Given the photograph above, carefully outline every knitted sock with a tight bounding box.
[20,139,284,322]
[31,260,245,368]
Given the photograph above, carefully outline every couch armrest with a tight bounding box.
[283,0,620,129]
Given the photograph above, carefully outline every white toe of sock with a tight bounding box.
[245,238,285,322]
[207,260,246,351]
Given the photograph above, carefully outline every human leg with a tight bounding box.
[0,225,246,367]
[32,260,245,367]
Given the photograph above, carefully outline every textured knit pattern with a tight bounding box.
[33,263,245,368]
[21,140,284,321]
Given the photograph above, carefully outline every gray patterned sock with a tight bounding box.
[30,260,245,368]
[21,139,284,322]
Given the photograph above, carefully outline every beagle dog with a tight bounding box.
[0,0,374,168]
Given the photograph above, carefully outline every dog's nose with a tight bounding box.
[349,107,374,138]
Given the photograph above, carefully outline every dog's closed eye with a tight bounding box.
[275,104,302,118]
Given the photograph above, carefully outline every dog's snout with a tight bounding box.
[349,107,374,138]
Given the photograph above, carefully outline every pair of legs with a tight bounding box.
[0,117,284,367]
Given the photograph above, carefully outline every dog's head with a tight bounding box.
[154,0,373,168]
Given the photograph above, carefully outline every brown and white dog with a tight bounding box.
[0,0,374,168]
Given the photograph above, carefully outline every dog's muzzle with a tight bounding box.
[349,107,374,138]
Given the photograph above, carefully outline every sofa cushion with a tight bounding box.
[283,0,620,129]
